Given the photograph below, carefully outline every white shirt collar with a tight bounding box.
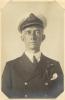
[25,51,41,63]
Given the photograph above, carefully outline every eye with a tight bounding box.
[26,30,31,35]
[35,30,40,35]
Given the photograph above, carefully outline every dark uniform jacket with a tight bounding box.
[2,53,64,98]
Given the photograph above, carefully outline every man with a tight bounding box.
[2,13,64,98]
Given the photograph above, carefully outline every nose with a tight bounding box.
[31,31,36,40]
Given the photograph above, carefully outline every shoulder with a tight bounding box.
[41,54,60,65]
[5,53,25,67]
[41,54,63,73]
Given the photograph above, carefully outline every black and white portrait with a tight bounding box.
[1,1,64,99]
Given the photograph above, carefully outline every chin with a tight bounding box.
[29,45,39,50]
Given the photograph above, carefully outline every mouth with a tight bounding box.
[30,42,37,44]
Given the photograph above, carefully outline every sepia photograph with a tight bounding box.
[0,0,64,99]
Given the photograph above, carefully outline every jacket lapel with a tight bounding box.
[16,53,48,82]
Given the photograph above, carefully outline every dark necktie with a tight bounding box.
[33,56,38,66]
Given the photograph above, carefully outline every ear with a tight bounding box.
[42,34,45,41]
[21,35,24,41]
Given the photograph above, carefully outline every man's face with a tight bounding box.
[21,26,44,51]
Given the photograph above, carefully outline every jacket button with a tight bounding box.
[24,94,28,98]
[50,63,54,66]
[24,82,28,85]
[44,82,48,86]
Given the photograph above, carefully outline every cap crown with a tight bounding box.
[18,13,46,33]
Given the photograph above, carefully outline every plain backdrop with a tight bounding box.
[1,1,64,72]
